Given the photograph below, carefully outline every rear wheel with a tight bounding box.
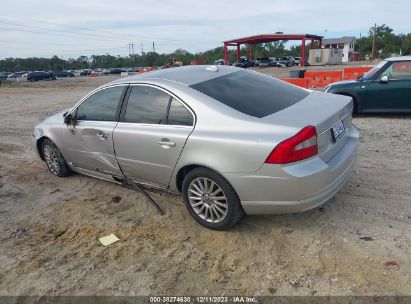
[42,139,72,177]
[352,99,358,115]
[182,167,244,230]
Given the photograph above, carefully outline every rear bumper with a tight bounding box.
[225,124,359,215]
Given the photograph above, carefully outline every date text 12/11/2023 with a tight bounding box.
[149,296,258,303]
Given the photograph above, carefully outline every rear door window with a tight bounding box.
[190,71,308,118]
[383,61,411,80]
[123,86,171,124]
[167,98,193,126]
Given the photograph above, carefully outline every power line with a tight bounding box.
[0,22,129,44]
[0,14,186,43]
[0,21,208,54]
[0,16,221,57]
[0,45,129,58]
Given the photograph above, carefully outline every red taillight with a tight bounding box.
[265,125,318,164]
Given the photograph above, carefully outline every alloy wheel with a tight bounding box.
[43,144,61,175]
[188,177,228,223]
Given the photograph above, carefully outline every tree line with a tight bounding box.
[1,24,410,72]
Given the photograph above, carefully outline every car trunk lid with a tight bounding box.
[261,91,353,162]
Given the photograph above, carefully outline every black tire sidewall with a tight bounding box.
[182,167,244,230]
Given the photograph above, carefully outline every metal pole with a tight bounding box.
[248,44,252,60]
[224,43,228,65]
[236,44,240,61]
[371,23,376,60]
[301,38,306,66]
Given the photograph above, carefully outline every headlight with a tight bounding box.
[33,126,42,138]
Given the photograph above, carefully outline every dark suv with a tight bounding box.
[27,71,56,82]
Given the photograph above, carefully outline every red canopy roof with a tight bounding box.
[223,34,323,66]
[224,34,323,45]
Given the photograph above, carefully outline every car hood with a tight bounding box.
[332,79,358,85]
[41,108,70,124]
[325,79,360,92]
[328,79,360,88]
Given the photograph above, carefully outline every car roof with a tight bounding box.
[385,56,411,61]
[110,65,240,87]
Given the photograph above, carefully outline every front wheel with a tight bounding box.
[182,167,244,230]
[42,139,72,177]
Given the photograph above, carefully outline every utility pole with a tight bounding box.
[141,43,144,56]
[152,41,155,53]
[358,32,361,58]
[128,43,135,56]
[371,23,376,60]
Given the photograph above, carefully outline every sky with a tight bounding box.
[1,0,411,59]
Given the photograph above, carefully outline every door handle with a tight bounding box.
[97,132,108,140]
[157,139,176,147]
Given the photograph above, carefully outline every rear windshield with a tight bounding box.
[190,71,309,118]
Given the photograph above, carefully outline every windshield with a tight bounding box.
[363,61,388,80]
[190,71,309,118]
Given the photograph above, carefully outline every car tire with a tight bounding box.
[182,167,245,230]
[41,139,73,177]
[352,98,359,115]
[337,94,357,116]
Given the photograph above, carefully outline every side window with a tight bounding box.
[76,86,125,121]
[167,98,193,126]
[124,86,170,124]
[390,61,411,80]
[381,63,394,79]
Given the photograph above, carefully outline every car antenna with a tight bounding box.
[113,176,164,215]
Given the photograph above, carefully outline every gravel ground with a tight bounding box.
[0,73,410,296]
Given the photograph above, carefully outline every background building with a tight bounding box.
[322,36,358,62]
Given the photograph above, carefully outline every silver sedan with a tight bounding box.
[33,66,359,230]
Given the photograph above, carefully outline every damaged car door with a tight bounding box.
[62,85,127,176]
[113,84,195,188]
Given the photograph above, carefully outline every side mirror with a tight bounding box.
[380,75,389,83]
[64,113,73,125]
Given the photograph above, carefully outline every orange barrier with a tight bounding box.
[304,71,343,89]
[281,78,308,89]
[138,66,154,74]
[283,67,373,89]
[343,66,372,80]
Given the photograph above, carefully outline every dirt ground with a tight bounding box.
[0,73,410,297]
